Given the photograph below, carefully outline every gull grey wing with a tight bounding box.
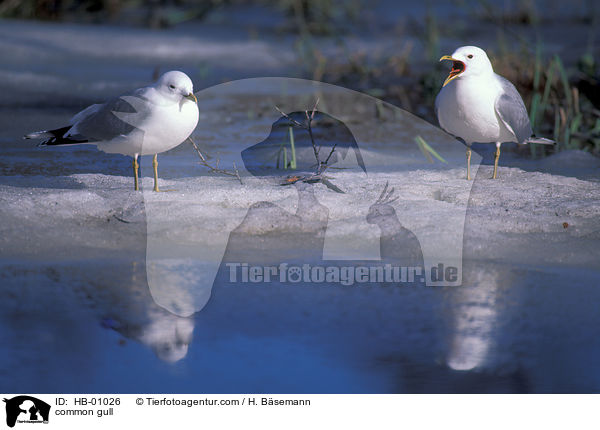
[494,74,533,144]
[69,90,152,142]
[69,103,103,125]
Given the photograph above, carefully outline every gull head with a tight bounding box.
[439,46,494,87]
[156,70,197,103]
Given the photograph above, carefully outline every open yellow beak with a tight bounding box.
[439,55,465,87]
[185,93,197,103]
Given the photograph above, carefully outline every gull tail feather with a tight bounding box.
[24,130,53,139]
[525,136,555,145]
[24,126,88,147]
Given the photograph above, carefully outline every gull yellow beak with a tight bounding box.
[439,55,466,87]
[185,92,197,103]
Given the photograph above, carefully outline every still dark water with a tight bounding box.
[1,256,599,393]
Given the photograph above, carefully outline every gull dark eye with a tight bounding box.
[169,84,176,89]
[467,54,473,59]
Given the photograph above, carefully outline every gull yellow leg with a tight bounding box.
[492,143,501,179]
[152,154,160,192]
[466,147,472,180]
[133,154,139,191]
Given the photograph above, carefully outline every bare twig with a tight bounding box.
[323,142,338,166]
[306,115,321,170]
[274,105,305,128]
[280,173,344,193]
[310,97,319,119]
[112,214,131,224]
[308,98,321,158]
[188,137,243,184]
[274,99,344,190]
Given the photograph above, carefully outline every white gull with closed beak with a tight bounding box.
[25,71,199,191]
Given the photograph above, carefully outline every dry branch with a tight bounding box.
[188,137,243,184]
[274,99,344,193]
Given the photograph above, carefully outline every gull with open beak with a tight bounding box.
[435,46,554,179]
[25,71,199,191]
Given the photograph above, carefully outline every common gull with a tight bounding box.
[25,70,199,191]
[436,46,554,179]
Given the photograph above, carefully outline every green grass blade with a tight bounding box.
[553,107,561,150]
[530,92,541,131]
[375,98,385,119]
[554,55,572,109]
[528,42,543,133]
[533,43,542,90]
[564,122,570,148]
[288,126,297,169]
[569,113,582,135]
[416,137,433,163]
[541,61,555,109]
[415,135,447,163]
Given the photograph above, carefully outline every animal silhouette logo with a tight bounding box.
[144,77,478,318]
[3,396,50,428]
